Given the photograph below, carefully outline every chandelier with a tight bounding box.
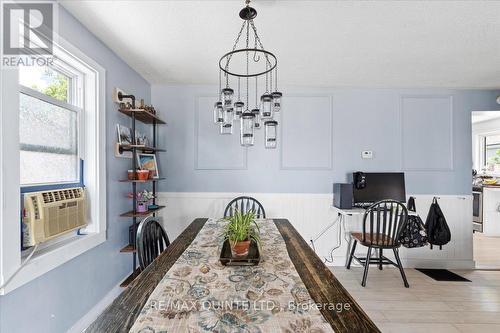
[213,0,282,148]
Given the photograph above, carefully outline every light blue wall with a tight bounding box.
[152,86,500,195]
[0,7,150,333]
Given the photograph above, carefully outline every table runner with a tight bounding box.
[129,219,334,333]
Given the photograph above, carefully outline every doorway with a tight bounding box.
[472,111,500,268]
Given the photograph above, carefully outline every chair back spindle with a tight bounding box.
[224,196,266,218]
[362,200,408,247]
[137,217,170,270]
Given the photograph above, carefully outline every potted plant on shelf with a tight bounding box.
[128,190,155,213]
[223,210,260,257]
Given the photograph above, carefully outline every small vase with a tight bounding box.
[230,240,251,257]
[137,202,147,213]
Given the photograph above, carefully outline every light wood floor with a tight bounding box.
[474,233,500,268]
[332,266,500,333]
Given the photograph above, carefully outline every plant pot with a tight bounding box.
[137,202,148,213]
[137,170,149,181]
[230,240,251,257]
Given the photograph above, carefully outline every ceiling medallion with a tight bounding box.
[213,0,282,148]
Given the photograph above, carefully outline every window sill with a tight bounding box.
[0,232,105,295]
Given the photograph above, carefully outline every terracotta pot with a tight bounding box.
[230,239,251,257]
[137,170,149,181]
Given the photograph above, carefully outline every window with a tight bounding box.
[0,36,106,295]
[19,64,82,186]
[476,133,500,172]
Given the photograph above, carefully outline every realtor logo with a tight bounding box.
[3,2,53,55]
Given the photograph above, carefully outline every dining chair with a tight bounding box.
[224,196,266,218]
[136,216,170,270]
[346,199,409,288]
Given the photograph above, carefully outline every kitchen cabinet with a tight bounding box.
[482,187,500,236]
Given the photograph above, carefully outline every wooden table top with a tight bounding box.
[85,218,380,333]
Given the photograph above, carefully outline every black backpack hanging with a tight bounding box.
[424,197,451,250]
[399,197,428,248]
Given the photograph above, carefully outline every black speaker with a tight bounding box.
[333,183,353,209]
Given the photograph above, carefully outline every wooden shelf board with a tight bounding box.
[119,177,165,183]
[120,269,141,287]
[120,205,166,218]
[120,244,136,253]
[118,144,166,152]
[118,108,166,124]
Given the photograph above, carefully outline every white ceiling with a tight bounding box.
[472,111,500,124]
[60,0,500,88]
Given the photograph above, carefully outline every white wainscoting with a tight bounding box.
[155,192,473,269]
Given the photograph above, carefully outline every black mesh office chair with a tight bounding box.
[224,196,266,218]
[136,216,170,270]
[346,200,409,287]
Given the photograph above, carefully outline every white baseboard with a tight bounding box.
[66,281,124,333]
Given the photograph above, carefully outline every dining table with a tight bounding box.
[85,218,380,333]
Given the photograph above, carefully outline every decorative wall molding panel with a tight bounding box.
[156,192,473,269]
[280,95,333,170]
[400,95,454,171]
[195,96,248,170]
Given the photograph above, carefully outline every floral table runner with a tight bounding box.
[129,219,334,333]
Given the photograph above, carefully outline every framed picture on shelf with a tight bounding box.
[134,130,150,147]
[116,124,133,145]
[136,153,159,178]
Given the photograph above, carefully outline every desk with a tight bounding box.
[86,218,379,333]
[325,206,417,266]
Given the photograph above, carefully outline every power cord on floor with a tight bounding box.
[0,244,39,291]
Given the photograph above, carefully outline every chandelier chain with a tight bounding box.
[237,77,241,101]
[218,69,221,101]
[246,19,249,108]
[249,20,272,68]
[225,20,247,71]
[255,76,258,108]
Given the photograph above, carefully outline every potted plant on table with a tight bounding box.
[223,210,260,257]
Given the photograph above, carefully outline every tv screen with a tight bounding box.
[353,172,406,204]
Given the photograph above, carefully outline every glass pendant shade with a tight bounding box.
[251,108,261,129]
[220,123,233,135]
[271,91,282,112]
[240,112,255,146]
[234,101,244,120]
[213,102,224,123]
[264,120,278,149]
[222,88,234,108]
[260,94,273,119]
[224,107,234,126]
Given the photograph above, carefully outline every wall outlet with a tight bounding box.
[362,150,373,159]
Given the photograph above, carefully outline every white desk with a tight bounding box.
[310,205,416,266]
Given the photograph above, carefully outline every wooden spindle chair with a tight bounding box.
[346,200,409,287]
[136,216,170,270]
[224,196,266,219]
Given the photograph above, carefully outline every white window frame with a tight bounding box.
[19,83,82,187]
[0,36,107,295]
[473,130,500,176]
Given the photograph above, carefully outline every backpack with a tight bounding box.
[424,197,451,250]
[399,197,428,248]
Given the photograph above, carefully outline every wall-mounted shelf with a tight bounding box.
[120,205,165,218]
[117,97,165,288]
[118,144,166,153]
[120,269,141,287]
[119,178,165,183]
[120,244,136,253]
[118,108,166,124]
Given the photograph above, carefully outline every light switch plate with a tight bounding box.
[362,150,373,159]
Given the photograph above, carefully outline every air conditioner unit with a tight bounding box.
[22,187,87,247]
